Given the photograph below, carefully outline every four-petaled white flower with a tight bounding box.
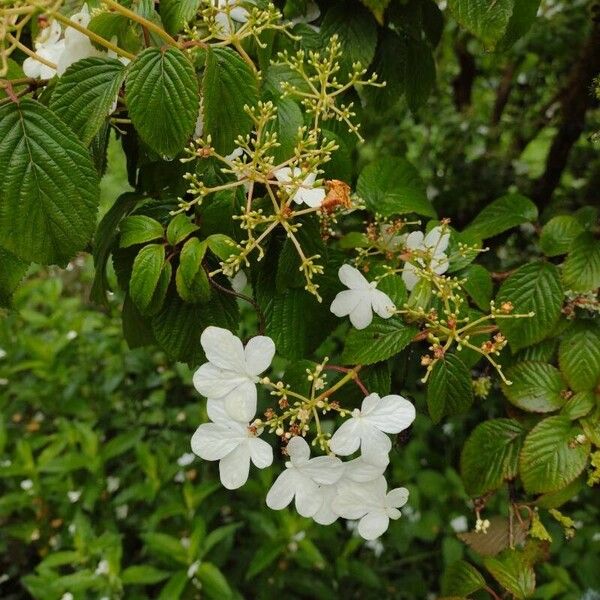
[57,4,101,76]
[193,326,275,422]
[330,265,396,330]
[22,20,64,79]
[329,393,415,465]
[273,167,326,208]
[402,226,450,291]
[333,477,409,540]
[266,436,344,517]
[191,402,273,489]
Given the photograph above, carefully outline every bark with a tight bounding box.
[452,36,477,111]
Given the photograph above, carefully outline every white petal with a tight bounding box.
[345,456,387,483]
[302,455,344,485]
[191,423,241,460]
[273,166,293,184]
[386,487,409,509]
[229,269,247,292]
[229,6,249,22]
[329,419,361,456]
[193,363,248,399]
[201,326,246,371]
[23,57,42,78]
[365,395,416,433]
[266,469,297,510]
[330,290,362,318]
[312,484,339,525]
[360,393,382,415]
[248,437,273,469]
[359,425,392,466]
[338,264,370,290]
[297,187,325,208]
[370,289,396,320]
[331,481,373,519]
[287,436,310,465]
[431,253,449,275]
[219,444,250,489]
[294,477,322,517]
[224,380,257,422]
[349,298,374,330]
[401,263,420,291]
[424,226,450,254]
[244,335,275,376]
[358,510,389,540]
[405,230,424,250]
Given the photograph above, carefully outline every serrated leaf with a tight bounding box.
[49,57,126,145]
[561,391,595,420]
[146,260,172,316]
[558,323,600,392]
[520,416,590,494]
[448,0,515,48]
[206,234,238,261]
[342,318,417,365]
[0,99,99,264]
[202,47,258,154]
[441,560,486,597]
[484,550,535,600]
[125,47,198,158]
[160,0,199,35]
[503,361,566,413]
[496,0,541,49]
[464,193,538,240]
[427,353,473,423]
[166,213,199,246]
[130,244,165,313]
[176,238,210,303]
[266,98,303,163]
[404,35,436,113]
[357,157,435,218]
[120,215,164,247]
[461,418,527,496]
[562,232,600,293]
[535,476,583,509]
[0,248,29,307]
[539,215,584,257]
[496,262,562,352]
[461,264,492,311]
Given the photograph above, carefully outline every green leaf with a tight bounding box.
[141,533,187,564]
[267,98,304,163]
[245,541,286,580]
[461,418,527,496]
[158,571,188,600]
[0,248,28,307]
[503,361,567,413]
[206,234,239,261]
[49,57,126,145]
[403,35,436,113]
[464,193,538,240]
[146,260,172,316]
[561,391,595,420]
[448,0,515,48]
[484,550,535,600]
[120,215,164,248]
[559,323,600,392]
[122,565,171,585]
[320,2,378,71]
[539,215,584,257]
[202,47,258,154]
[535,476,583,509]
[125,47,198,158]
[520,415,590,494]
[196,563,232,599]
[166,214,199,246]
[0,99,99,264]
[130,244,166,314]
[175,238,210,303]
[342,318,417,365]
[160,0,199,35]
[357,157,435,218]
[496,262,562,352]
[427,353,473,423]
[359,0,391,24]
[441,560,486,597]
[461,264,492,311]
[497,0,541,49]
[562,232,600,292]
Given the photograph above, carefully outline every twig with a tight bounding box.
[324,365,369,396]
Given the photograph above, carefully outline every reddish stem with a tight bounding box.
[324,365,369,396]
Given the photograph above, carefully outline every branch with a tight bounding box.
[451,35,477,111]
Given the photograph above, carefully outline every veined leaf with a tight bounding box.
[461,264,492,311]
[160,0,199,35]
[175,238,210,303]
[483,550,535,600]
[562,232,600,292]
[539,215,583,257]
[427,353,473,423]
[448,0,515,48]
[0,248,29,307]
[120,215,164,248]
[558,323,600,392]
[166,213,199,246]
[441,560,486,597]
[503,361,566,413]
[130,244,165,314]
[497,0,541,49]
[0,99,99,265]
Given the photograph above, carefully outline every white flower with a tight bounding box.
[193,326,275,422]
[66,330,78,340]
[332,477,409,540]
[330,265,396,330]
[402,226,450,291]
[187,560,201,578]
[177,452,196,467]
[115,504,128,520]
[329,393,415,465]
[191,402,273,490]
[22,20,64,79]
[67,490,82,503]
[215,0,250,35]
[20,479,33,491]
[450,515,469,533]
[273,167,326,208]
[106,476,120,493]
[60,594,74,600]
[229,269,247,293]
[0,348,7,359]
[95,559,109,576]
[57,4,103,76]
[266,436,344,517]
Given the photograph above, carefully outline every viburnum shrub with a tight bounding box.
[1,0,599,597]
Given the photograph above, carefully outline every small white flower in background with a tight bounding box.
[273,167,326,208]
[23,20,65,79]
[60,593,74,600]
[20,479,33,491]
[67,490,82,503]
[191,402,273,490]
[329,393,415,465]
[402,226,450,291]
[365,538,384,557]
[95,559,110,576]
[332,477,409,540]
[106,476,120,493]
[229,270,247,293]
[266,436,343,517]
[115,504,128,520]
[66,330,78,340]
[193,326,275,422]
[187,560,201,579]
[177,452,196,467]
[0,348,6,359]
[174,471,186,483]
[330,265,396,330]
[450,515,469,533]
[0,378,8,386]
[214,0,250,35]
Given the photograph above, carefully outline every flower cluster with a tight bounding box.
[190,327,415,540]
